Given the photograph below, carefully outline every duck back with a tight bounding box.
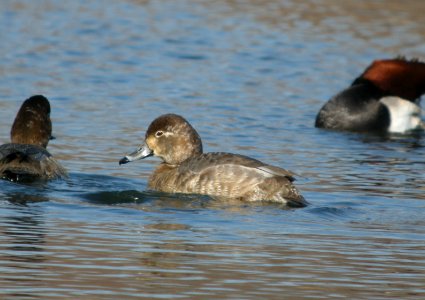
[148,152,307,207]
[315,81,390,132]
[0,143,67,181]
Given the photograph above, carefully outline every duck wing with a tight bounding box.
[172,152,303,203]
[179,152,296,181]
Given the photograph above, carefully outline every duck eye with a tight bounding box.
[155,131,164,137]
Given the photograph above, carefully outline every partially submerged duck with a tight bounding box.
[315,57,425,134]
[119,114,307,207]
[0,95,67,181]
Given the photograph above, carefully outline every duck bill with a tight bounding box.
[119,143,153,165]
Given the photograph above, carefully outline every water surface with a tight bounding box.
[0,1,425,299]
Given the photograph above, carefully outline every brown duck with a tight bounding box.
[0,95,67,181]
[119,114,307,207]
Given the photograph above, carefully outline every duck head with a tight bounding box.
[10,95,53,148]
[119,114,203,166]
[356,57,425,101]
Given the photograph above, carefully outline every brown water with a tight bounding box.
[0,1,425,299]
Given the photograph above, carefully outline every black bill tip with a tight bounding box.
[119,157,130,165]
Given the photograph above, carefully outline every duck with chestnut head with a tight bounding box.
[315,57,425,134]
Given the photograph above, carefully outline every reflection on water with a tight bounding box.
[1,193,424,299]
[1,0,425,299]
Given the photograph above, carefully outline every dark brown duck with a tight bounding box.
[0,95,67,181]
[119,114,307,207]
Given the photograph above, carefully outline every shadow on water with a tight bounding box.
[1,173,311,212]
[80,188,300,212]
[316,126,425,148]
[82,189,150,204]
[0,179,52,205]
[307,204,360,221]
[354,129,425,149]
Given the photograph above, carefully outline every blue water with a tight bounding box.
[1,1,425,299]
